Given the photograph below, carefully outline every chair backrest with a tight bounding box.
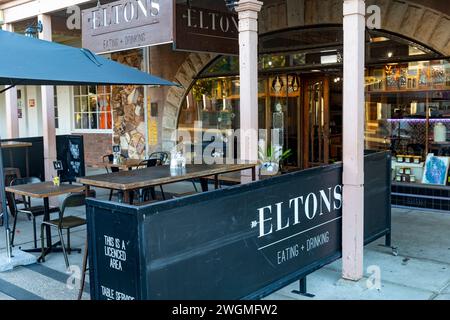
[103,154,124,173]
[103,154,114,163]
[149,152,169,165]
[60,193,86,216]
[146,158,158,167]
[9,177,42,209]
[10,177,41,186]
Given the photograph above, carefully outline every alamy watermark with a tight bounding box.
[64,3,382,31]
[366,265,382,291]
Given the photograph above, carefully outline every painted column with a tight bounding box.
[38,14,57,181]
[342,0,365,281]
[236,0,263,182]
[3,23,19,139]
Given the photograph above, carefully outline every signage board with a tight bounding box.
[53,160,63,171]
[174,3,239,55]
[86,152,391,300]
[82,0,173,54]
[112,145,121,153]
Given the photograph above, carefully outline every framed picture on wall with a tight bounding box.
[422,154,449,186]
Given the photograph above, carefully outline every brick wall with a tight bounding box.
[80,133,113,167]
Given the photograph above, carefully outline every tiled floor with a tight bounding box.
[0,175,449,300]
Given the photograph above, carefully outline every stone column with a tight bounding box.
[3,23,19,139]
[38,14,57,181]
[342,0,365,281]
[236,0,263,182]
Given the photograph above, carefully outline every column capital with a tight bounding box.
[343,0,365,16]
[236,0,263,14]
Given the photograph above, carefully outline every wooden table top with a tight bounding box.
[5,182,85,198]
[77,163,256,191]
[92,159,145,170]
[1,141,33,149]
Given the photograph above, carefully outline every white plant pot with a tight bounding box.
[260,162,279,176]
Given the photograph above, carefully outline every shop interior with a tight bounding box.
[178,27,450,188]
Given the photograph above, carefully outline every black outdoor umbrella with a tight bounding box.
[0,29,178,267]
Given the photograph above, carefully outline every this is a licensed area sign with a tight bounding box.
[82,0,173,54]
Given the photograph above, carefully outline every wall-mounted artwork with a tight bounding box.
[422,154,449,186]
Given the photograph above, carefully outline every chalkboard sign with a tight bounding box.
[113,145,121,153]
[56,135,85,183]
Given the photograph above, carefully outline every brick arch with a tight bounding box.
[162,0,450,147]
[161,52,217,150]
[260,0,450,55]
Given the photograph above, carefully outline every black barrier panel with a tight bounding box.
[1,137,44,180]
[364,151,392,245]
[1,135,85,182]
[86,151,391,300]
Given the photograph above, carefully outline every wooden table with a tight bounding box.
[78,163,257,204]
[5,182,85,260]
[92,159,145,171]
[1,141,32,177]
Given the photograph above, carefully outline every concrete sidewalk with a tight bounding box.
[0,188,449,300]
[266,207,450,300]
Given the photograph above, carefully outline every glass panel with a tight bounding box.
[260,55,286,69]
[73,86,80,96]
[89,96,98,112]
[365,59,450,185]
[88,86,96,95]
[89,112,98,129]
[74,97,81,112]
[307,80,325,167]
[80,86,88,95]
[81,113,89,129]
[291,53,306,66]
[80,96,88,112]
[74,113,82,129]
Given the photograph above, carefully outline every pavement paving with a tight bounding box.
[0,172,449,300]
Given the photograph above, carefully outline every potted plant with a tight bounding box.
[258,144,293,176]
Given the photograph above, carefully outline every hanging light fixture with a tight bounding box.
[288,74,300,93]
[272,76,284,93]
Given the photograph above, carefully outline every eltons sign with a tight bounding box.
[86,151,390,299]
[82,0,173,54]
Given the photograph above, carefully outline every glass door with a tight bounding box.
[303,76,330,168]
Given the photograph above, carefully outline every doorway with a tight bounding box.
[302,76,329,168]
[263,72,342,170]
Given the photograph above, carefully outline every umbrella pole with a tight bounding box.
[0,136,12,258]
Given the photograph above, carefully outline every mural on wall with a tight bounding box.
[111,49,146,159]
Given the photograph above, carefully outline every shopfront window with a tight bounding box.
[365,59,450,185]
[73,85,112,130]
[178,27,446,172]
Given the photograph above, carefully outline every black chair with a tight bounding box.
[40,192,87,268]
[138,158,166,201]
[148,152,169,165]
[10,177,60,248]
[102,154,125,201]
